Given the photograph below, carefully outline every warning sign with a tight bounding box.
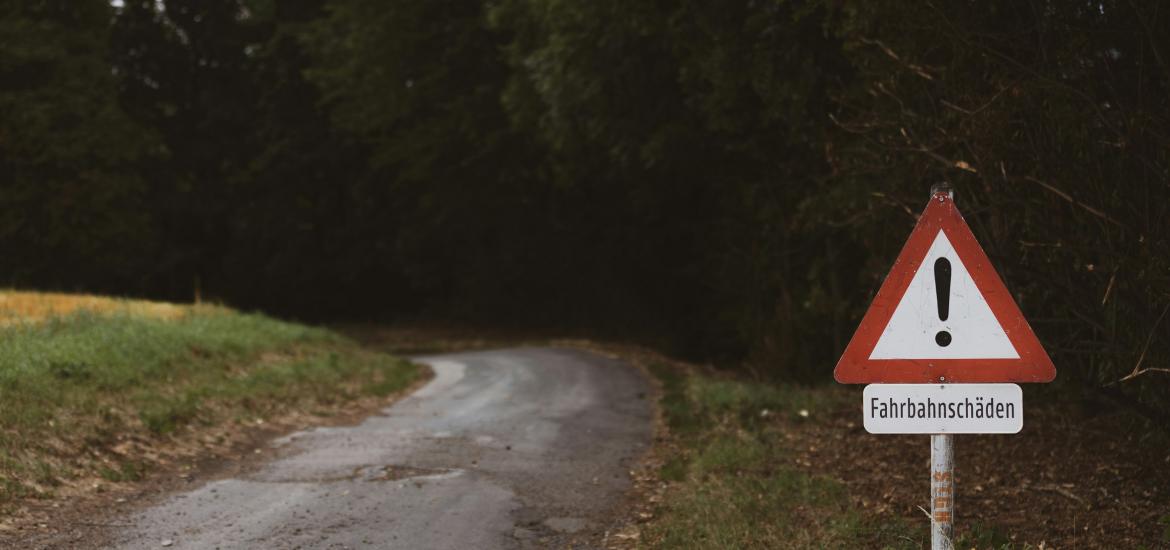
[835,191,1056,384]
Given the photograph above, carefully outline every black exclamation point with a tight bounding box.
[934,258,952,347]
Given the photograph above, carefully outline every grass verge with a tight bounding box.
[640,364,917,549]
[0,293,421,508]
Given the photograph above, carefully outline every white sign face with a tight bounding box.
[869,231,1019,360]
[863,384,1023,434]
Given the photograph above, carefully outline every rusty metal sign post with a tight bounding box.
[833,184,1056,549]
[931,434,954,549]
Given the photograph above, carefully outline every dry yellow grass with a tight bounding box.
[0,290,195,326]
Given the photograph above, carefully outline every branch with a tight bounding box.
[1101,269,1116,306]
[1039,484,1089,508]
[1114,302,1170,384]
[858,38,936,81]
[939,85,1011,117]
[1022,177,1127,230]
[1117,368,1170,383]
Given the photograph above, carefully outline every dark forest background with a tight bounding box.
[2,1,1168,417]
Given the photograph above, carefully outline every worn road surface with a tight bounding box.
[109,347,652,549]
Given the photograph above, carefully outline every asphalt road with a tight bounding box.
[109,347,652,549]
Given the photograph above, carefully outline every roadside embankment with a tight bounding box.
[0,291,422,527]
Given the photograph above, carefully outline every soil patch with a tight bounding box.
[788,389,1170,547]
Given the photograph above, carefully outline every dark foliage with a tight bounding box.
[1,0,1166,417]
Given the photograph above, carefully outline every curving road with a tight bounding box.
[109,347,652,549]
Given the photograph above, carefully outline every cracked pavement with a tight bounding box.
[108,347,652,549]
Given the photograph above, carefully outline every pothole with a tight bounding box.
[249,464,456,483]
[543,516,587,534]
[364,464,453,481]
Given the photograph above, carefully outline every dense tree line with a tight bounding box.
[1,1,1167,417]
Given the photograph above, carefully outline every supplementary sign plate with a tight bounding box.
[863,383,1022,434]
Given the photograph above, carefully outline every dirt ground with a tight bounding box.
[788,389,1170,548]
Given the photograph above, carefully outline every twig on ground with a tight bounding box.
[1114,302,1170,384]
[1039,484,1089,508]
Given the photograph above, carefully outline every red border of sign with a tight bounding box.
[834,192,1056,384]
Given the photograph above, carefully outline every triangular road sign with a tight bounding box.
[835,191,1055,383]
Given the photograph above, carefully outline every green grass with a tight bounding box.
[643,365,1160,549]
[98,459,145,483]
[0,307,421,504]
[642,365,917,549]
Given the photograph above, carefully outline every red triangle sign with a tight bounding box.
[835,191,1056,384]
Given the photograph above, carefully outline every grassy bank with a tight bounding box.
[0,291,421,506]
[640,365,913,548]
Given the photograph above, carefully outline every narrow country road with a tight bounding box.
[109,347,652,549]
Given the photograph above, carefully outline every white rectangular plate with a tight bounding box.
[863,384,1022,434]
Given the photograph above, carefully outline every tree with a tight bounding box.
[489,0,850,363]
[0,0,157,291]
[111,0,271,300]
[302,0,545,319]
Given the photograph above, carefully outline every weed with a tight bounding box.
[98,460,145,482]
[648,363,700,434]
[47,361,92,381]
[138,394,201,435]
[0,477,32,504]
[363,362,421,397]
[957,521,1013,548]
[659,455,688,482]
[32,460,59,487]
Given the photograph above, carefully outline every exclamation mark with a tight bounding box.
[934,258,952,347]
